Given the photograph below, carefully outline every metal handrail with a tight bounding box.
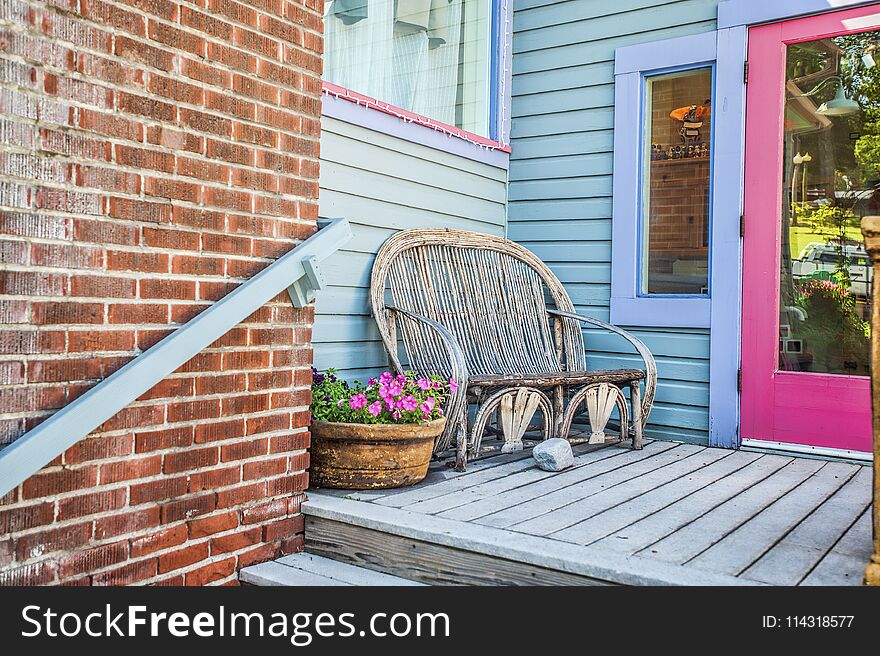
[0,218,352,498]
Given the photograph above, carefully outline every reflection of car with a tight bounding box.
[791,242,872,297]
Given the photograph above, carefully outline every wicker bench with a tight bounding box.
[370,228,657,470]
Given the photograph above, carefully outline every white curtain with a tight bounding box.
[324,0,463,127]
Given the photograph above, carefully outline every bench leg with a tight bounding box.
[553,385,564,438]
[630,380,643,450]
[454,416,468,471]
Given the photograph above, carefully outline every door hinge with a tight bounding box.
[743,61,749,84]
[740,214,745,238]
[737,368,743,392]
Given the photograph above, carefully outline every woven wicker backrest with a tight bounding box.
[370,229,587,378]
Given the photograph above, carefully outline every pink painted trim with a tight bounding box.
[741,4,879,453]
[321,81,512,153]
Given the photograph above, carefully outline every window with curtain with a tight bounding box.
[323,0,493,138]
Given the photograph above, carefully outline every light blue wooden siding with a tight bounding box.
[315,116,508,382]
[508,0,722,444]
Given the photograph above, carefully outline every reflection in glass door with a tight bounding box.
[780,34,876,378]
[741,5,880,454]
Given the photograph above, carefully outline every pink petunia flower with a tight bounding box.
[367,401,382,417]
[398,395,418,411]
[378,385,393,400]
[396,374,406,385]
[417,378,432,391]
[349,393,368,410]
[392,411,402,420]
[385,399,395,412]
[367,377,377,387]
[419,397,436,415]
[449,378,458,393]
[387,380,404,398]
[379,371,394,385]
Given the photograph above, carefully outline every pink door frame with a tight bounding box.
[741,4,880,453]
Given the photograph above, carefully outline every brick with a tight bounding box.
[58,487,127,520]
[130,524,187,557]
[163,446,219,474]
[91,557,157,586]
[185,555,236,585]
[237,542,279,569]
[59,541,128,579]
[135,425,194,453]
[64,434,133,464]
[22,466,98,499]
[262,515,303,542]
[108,303,168,324]
[216,481,266,509]
[95,507,160,540]
[211,527,260,554]
[16,522,93,560]
[129,475,187,505]
[100,455,161,484]
[0,561,56,586]
[161,493,215,524]
[188,465,240,492]
[242,456,288,481]
[158,541,208,573]
[220,437,267,462]
[194,418,245,443]
[188,510,238,538]
[0,502,54,533]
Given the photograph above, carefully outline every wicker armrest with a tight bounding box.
[548,309,657,425]
[383,305,469,455]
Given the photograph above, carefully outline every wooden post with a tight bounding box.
[860,216,880,586]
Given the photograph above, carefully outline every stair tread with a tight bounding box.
[240,553,424,586]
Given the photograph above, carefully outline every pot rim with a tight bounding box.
[311,416,447,430]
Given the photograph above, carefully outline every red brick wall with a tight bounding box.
[0,0,323,585]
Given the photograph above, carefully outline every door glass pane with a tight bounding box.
[641,67,712,295]
[780,32,879,376]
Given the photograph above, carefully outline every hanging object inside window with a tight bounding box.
[670,101,710,143]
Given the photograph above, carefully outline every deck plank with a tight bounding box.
[801,507,873,586]
[550,450,763,545]
[437,442,678,522]
[408,443,662,516]
[591,453,792,555]
[478,443,703,530]
[639,457,826,565]
[371,450,552,508]
[741,466,872,585]
[510,445,725,536]
[688,461,860,576]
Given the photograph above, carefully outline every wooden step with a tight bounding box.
[240,552,424,586]
[301,492,756,586]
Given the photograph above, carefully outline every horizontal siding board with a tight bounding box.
[322,131,508,202]
[511,84,614,118]
[508,131,614,160]
[513,1,717,52]
[508,198,613,221]
[320,190,504,232]
[509,0,721,443]
[321,161,504,221]
[513,21,716,75]
[511,107,614,139]
[323,118,508,183]
[513,62,612,97]
[513,0,685,29]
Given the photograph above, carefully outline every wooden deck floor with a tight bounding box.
[314,440,873,585]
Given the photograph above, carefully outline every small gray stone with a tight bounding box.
[532,438,574,471]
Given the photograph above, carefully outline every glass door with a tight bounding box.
[741,5,880,454]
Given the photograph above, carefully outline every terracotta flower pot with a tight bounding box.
[309,417,447,489]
